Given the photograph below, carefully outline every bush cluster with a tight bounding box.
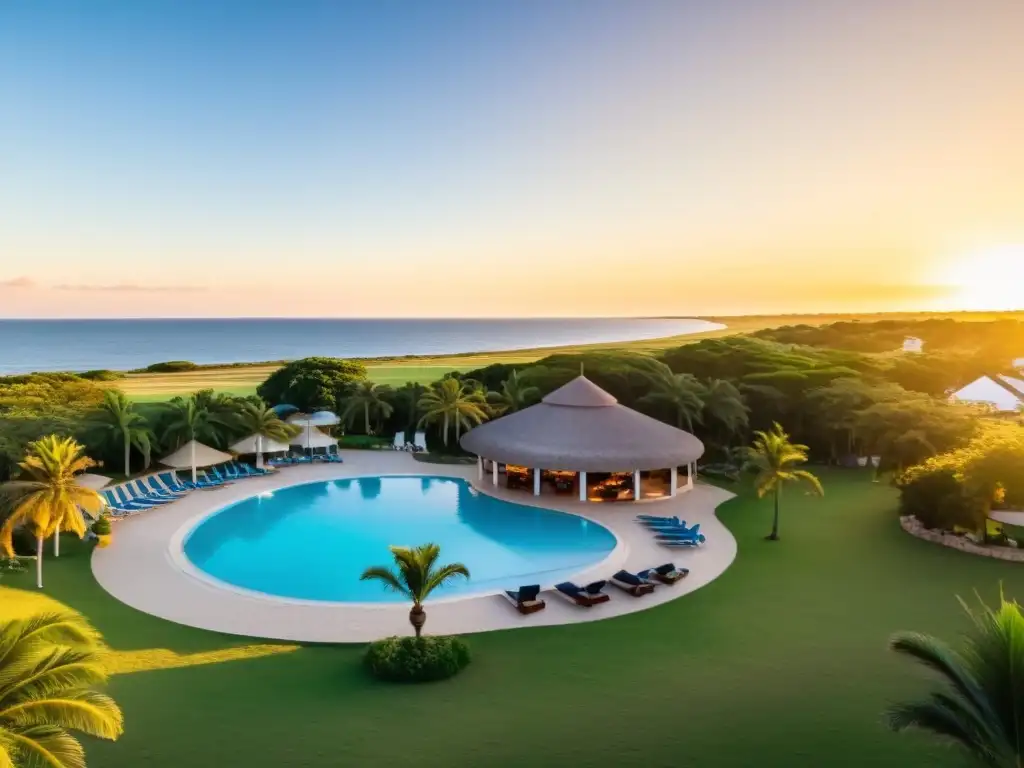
[92,515,112,536]
[364,635,470,683]
[143,361,199,373]
[78,369,124,381]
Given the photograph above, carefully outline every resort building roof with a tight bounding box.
[460,375,704,472]
[950,374,1024,412]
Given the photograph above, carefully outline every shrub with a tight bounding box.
[256,357,367,412]
[79,369,124,381]
[364,635,470,683]
[143,361,199,373]
[92,515,112,536]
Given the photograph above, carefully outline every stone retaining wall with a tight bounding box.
[900,515,1024,562]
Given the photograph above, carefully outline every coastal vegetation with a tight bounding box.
[885,594,1024,767]
[745,424,823,541]
[0,610,123,767]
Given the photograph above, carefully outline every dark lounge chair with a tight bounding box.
[503,584,546,615]
[555,581,610,607]
[610,570,656,596]
[637,563,689,585]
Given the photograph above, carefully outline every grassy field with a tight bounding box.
[0,470,1011,767]
[114,309,1024,402]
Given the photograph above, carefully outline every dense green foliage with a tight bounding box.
[1,471,1019,768]
[363,635,471,683]
[140,361,199,373]
[885,594,1024,766]
[255,357,368,412]
[79,369,124,381]
[92,514,112,536]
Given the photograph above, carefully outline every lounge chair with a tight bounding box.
[114,485,165,509]
[554,581,610,607]
[105,488,154,512]
[655,530,706,546]
[636,514,678,523]
[157,471,191,492]
[100,490,134,516]
[610,570,656,597]
[503,584,546,615]
[146,476,186,499]
[643,520,689,531]
[131,479,180,502]
[206,465,236,483]
[637,564,689,584]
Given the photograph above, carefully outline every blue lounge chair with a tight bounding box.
[657,534,706,547]
[653,523,701,538]
[503,584,546,614]
[610,570,656,596]
[643,519,688,530]
[636,514,678,523]
[157,471,191,492]
[555,581,610,607]
[100,490,134,516]
[129,479,177,503]
[146,476,186,499]
[205,465,235,483]
[114,485,165,509]
[637,563,689,584]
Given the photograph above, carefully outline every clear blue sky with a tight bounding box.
[2,1,1023,317]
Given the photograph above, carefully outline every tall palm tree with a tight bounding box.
[745,422,823,541]
[639,365,706,431]
[417,378,488,446]
[360,544,470,638]
[160,395,235,482]
[486,370,540,416]
[88,389,153,478]
[339,382,394,436]
[701,378,750,443]
[0,436,104,587]
[0,611,123,767]
[236,402,301,469]
[886,594,1024,767]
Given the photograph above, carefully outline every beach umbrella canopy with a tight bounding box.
[272,404,300,418]
[160,440,233,469]
[75,473,112,490]
[309,410,340,426]
[230,434,290,454]
[289,427,337,449]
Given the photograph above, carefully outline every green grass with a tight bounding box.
[2,470,1015,766]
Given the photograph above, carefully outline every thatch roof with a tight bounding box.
[460,376,704,472]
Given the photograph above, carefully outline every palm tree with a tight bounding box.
[0,436,104,588]
[639,365,706,431]
[339,382,394,436]
[885,594,1024,767]
[745,422,823,541]
[0,611,123,766]
[160,395,235,483]
[360,544,469,638]
[236,402,301,469]
[417,378,488,446]
[486,370,540,415]
[88,389,153,477]
[701,378,749,443]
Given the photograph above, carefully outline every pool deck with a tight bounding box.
[91,451,737,643]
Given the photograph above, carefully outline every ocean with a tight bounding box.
[0,318,723,375]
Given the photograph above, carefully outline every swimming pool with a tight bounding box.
[182,476,617,603]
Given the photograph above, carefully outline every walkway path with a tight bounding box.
[91,451,737,642]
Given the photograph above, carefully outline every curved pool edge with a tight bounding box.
[168,472,627,609]
[90,452,738,642]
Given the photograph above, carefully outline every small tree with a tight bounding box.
[360,544,470,638]
[745,422,824,541]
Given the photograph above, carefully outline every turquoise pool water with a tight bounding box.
[182,476,617,603]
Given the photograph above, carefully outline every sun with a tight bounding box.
[942,244,1024,311]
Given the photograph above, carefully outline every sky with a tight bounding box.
[2,0,1024,319]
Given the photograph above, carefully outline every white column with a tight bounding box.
[492,461,499,487]
[670,466,678,497]
[533,468,541,496]
[634,469,642,501]
[477,456,483,481]
[579,471,587,501]
[687,462,694,489]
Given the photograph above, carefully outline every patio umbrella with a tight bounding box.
[271,403,300,418]
[288,426,337,453]
[288,411,340,452]
[75,473,113,491]
[160,439,232,483]
[230,433,290,469]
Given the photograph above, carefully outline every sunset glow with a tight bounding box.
[942,245,1024,311]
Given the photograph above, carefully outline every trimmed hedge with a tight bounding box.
[364,635,470,683]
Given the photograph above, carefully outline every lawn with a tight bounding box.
[0,470,1008,767]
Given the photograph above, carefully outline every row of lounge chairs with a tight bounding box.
[267,453,344,466]
[502,563,689,615]
[99,462,271,516]
[636,514,707,547]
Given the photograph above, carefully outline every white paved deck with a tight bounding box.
[91,451,737,642]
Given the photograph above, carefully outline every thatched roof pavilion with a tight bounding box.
[460,376,704,502]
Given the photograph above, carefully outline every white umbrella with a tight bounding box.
[75,473,112,490]
[289,426,337,451]
[230,433,290,469]
[288,411,340,452]
[160,440,233,483]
